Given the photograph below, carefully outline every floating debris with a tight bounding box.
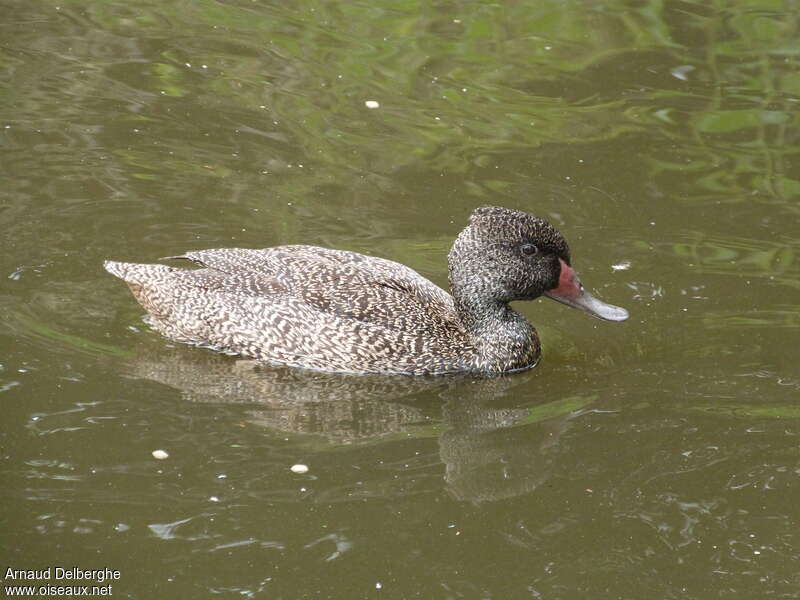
[670,65,695,81]
[290,463,309,474]
[612,261,631,271]
[151,449,169,460]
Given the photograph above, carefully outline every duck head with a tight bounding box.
[448,206,628,322]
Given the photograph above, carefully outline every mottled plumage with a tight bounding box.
[104,206,628,375]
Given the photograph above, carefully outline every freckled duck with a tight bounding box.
[104,206,628,375]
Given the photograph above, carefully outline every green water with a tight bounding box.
[2,1,799,598]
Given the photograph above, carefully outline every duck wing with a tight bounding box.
[167,245,457,330]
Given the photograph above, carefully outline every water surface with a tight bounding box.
[2,1,800,598]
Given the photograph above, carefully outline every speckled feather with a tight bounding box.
[105,206,571,375]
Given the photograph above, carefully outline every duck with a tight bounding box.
[104,206,628,375]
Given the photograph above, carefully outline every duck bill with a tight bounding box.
[544,259,629,322]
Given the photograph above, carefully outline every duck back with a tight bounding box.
[105,245,473,375]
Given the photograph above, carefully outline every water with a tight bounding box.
[2,1,799,598]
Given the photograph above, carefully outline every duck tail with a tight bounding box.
[103,260,173,284]
[103,260,138,281]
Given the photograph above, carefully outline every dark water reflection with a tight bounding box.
[3,0,800,598]
[123,346,593,503]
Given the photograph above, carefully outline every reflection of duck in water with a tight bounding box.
[125,345,589,502]
[126,347,442,442]
[105,206,627,375]
[440,395,581,503]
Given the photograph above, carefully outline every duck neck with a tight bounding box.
[451,286,541,373]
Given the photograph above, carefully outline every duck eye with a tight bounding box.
[520,243,538,256]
